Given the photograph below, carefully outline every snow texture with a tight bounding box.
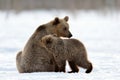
[0,10,120,80]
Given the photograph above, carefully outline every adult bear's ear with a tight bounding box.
[53,17,60,25]
[64,16,69,22]
[46,37,53,44]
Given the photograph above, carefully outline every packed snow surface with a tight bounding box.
[0,10,120,80]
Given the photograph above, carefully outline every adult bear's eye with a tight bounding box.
[63,27,67,31]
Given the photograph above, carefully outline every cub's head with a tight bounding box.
[40,34,58,50]
[40,34,63,51]
[52,16,72,38]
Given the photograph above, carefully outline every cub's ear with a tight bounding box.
[64,16,69,22]
[46,37,53,44]
[53,17,60,25]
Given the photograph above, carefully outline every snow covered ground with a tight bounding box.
[0,10,120,80]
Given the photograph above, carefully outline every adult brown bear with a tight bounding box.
[16,16,72,73]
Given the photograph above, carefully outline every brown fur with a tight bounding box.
[16,16,72,73]
[40,34,93,73]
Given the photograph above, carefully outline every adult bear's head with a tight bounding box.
[52,16,72,38]
[36,16,72,38]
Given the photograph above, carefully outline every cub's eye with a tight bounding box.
[63,27,67,31]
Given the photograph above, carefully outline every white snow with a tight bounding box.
[0,10,120,80]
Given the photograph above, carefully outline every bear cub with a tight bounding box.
[40,34,93,73]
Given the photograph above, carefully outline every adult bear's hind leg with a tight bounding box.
[16,51,24,73]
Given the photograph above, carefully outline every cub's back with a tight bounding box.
[63,38,84,48]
